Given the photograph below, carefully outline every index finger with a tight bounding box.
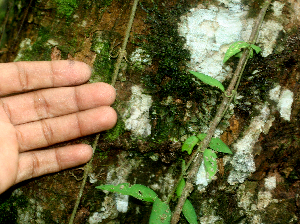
[0,60,91,96]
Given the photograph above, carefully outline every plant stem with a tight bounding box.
[170,2,271,223]
[68,0,139,223]
[68,134,99,224]
[111,0,139,86]
[0,1,13,48]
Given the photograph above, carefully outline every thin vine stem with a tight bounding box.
[68,0,139,223]
[170,2,271,223]
[68,134,99,224]
[111,0,139,86]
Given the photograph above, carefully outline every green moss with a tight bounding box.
[150,102,187,142]
[104,118,125,142]
[133,1,224,142]
[99,0,113,7]
[263,201,297,223]
[90,32,115,83]
[53,0,78,18]
[0,191,28,223]
[17,27,52,61]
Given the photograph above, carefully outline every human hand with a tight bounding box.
[0,60,117,194]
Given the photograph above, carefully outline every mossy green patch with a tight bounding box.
[104,118,125,142]
[90,32,115,83]
[263,201,297,223]
[53,0,79,18]
[135,1,224,142]
[0,191,28,223]
[16,27,52,61]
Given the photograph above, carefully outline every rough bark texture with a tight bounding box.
[0,0,300,223]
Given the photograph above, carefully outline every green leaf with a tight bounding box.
[176,178,185,197]
[203,149,218,179]
[209,138,233,154]
[223,41,250,63]
[182,135,199,155]
[234,50,254,58]
[197,133,207,141]
[250,44,261,54]
[183,199,198,224]
[96,183,157,202]
[189,71,225,92]
[149,198,172,224]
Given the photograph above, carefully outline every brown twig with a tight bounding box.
[111,0,139,86]
[170,1,271,223]
[6,0,33,62]
[0,1,13,48]
[68,0,139,223]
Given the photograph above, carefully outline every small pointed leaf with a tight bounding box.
[197,133,207,141]
[189,71,225,92]
[223,41,250,63]
[149,199,171,224]
[182,135,199,155]
[250,44,261,54]
[183,199,198,224]
[234,49,254,58]
[176,178,185,197]
[203,149,218,179]
[209,138,233,154]
[96,183,157,202]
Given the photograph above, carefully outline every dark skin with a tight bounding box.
[0,60,117,194]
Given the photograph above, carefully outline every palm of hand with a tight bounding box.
[0,60,117,194]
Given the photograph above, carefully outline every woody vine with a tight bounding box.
[69,1,271,223]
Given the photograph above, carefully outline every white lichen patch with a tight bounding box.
[89,152,141,222]
[17,197,45,224]
[255,20,284,57]
[195,161,210,190]
[179,3,247,82]
[14,38,32,62]
[269,85,282,102]
[178,0,284,82]
[130,48,151,70]
[199,200,223,224]
[257,191,273,210]
[237,184,255,211]
[106,152,141,213]
[252,215,263,224]
[269,85,294,121]
[150,172,175,201]
[81,20,87,27]
[88,172,98,184]
[264,176,277,191]
[228,104,271,185]
[278,89,294,121]
[272,1,285,17]
[116,194,130,213]
[88,197,118,224]
[123,85,152,137]
[46,39,59,46]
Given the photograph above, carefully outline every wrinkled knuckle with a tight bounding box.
[49,61,55,87]
[54,148,62,171]
[41,120,54,146]
[30,152,40,179]
[15,63,29,91]
[0,99,12,123]
[33,91,51,120]
[15,129,27,152]
[75,113,83,136]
